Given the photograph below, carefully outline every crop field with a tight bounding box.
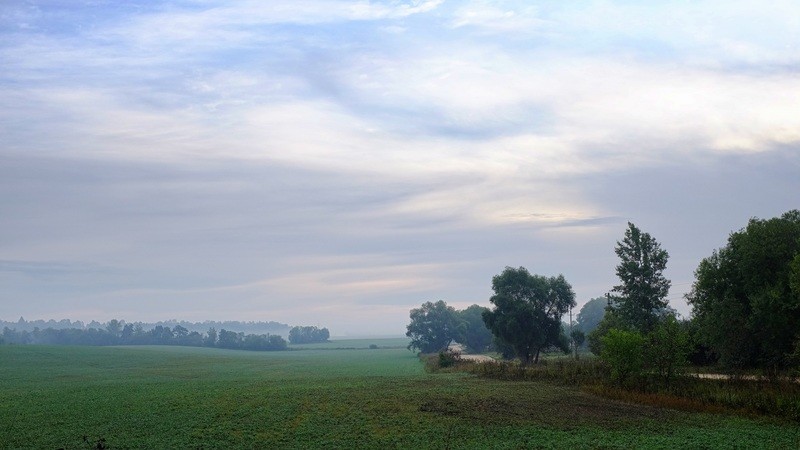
[1,342,798,449]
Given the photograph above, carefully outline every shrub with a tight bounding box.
[601,329,646,384]
[645,316,690,386]
[438,350,460,368]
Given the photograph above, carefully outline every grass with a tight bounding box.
[1,342,799,448]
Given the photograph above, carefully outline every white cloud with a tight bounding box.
[98,0,444,48]
[450,1,544,32]
[3,0,800,333]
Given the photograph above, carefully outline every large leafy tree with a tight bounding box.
[482,267,576,365]
[406,300,463,353]
[688,210,800,370]
[612,223,671,333]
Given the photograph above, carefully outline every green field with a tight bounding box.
[1,342,798,449]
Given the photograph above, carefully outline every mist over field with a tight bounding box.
[2,1,799,335]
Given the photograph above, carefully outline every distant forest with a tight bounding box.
[0,318,290,336]
[1,319,330,351]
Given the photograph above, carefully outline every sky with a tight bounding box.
[1,0,799,336]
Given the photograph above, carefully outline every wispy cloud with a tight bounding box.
[1,0,799,332]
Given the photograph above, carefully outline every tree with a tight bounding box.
[268,334,288,350]
[173,325,189,339]
[575,297,607,335]
[120,323,134,343]
[458,304,493,353]
[587,308,622,356]
[288,326,330,344]
[612,223,671,333]
[482,267,576,365]
[105,319,122,341]
[149,325,174,344]
[205,327,217,347]
[406,300,463,353]
[688,210,800,370]
[217,329,242,349]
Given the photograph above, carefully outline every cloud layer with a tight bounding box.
[1,1,799,334]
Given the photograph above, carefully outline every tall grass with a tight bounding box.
[445,356,800,422]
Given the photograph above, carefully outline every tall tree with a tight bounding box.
[406,300,463,353]
[612,223,671,333]
[482,267,576,365]
[688,210,800,370]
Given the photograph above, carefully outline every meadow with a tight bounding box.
[1,342,798,449]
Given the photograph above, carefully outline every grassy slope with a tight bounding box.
[0,343,797,449]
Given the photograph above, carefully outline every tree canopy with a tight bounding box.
[687,210,800,370]
[458,304,493,353]
[405,300,463,353]
[288,326,330,344]
[482,267,575,365]
[1,323,287,351]
[611,223,671,333]
[576,297,607,335]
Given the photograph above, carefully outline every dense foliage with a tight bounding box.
[405,300,463,353]
[1,323,287,351]
[288,326,330,344]
[688,210,800,370]
[601,329,646,383]
[611,222,671,333]
[575,297,607,336]
[0,317,290,336]
[458,304,493,353]
[587,309,622,356]
[482,267,576,365]
[406,302,494,354]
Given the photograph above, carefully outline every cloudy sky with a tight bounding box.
[1,0,798,336]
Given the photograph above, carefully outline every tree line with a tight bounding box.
[1,321,289,351]
[407,209,800,377]
[0,318,290,336]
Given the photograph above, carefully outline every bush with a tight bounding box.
[438,350,460,368]
[645,316,690,386]
[601,329,646,384]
